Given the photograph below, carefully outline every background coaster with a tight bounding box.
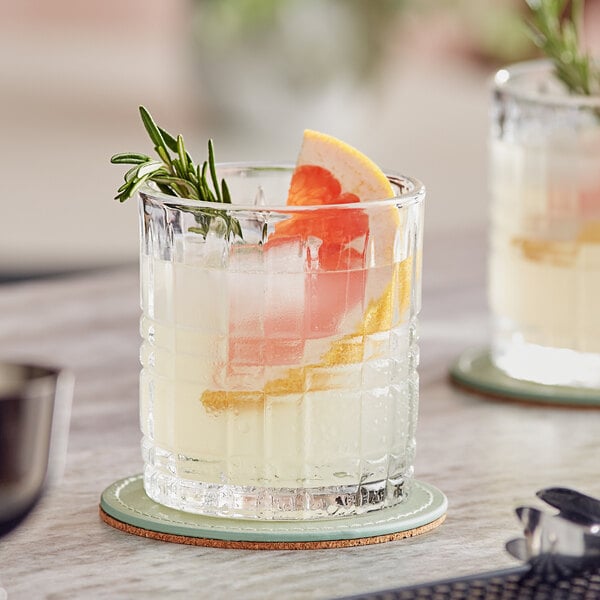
[99,475,447,550]
[450,347,600,408]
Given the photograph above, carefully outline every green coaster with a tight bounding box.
[100,475,447,550]
[450,347,600,408]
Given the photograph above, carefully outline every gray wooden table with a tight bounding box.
[0,230,598,599]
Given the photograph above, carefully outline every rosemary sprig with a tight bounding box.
[111,106,242,239]
[526,0,600,96]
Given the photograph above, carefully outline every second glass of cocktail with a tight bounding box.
[135,131,424,520]
[489,61,600,388]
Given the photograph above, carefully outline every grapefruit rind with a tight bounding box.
[296,130,394,201]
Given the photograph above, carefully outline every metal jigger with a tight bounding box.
[0,363,73,537]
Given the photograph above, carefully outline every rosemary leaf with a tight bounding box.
[156,145,172,167]
[152,176,200,199]
[221,179,231,204]
[172,158,185,180]
[177,135,188,172]
[115,173,151,202]
[187,162,198,181]
[111,106,243,239]
[158,127,178,152]
[527,0,600,96]
[208,140,222,202]
[110,153,151,165]
[137,161,166,178]
[199,171,216,203]
[124,165,141,182]
[139,106,166,150]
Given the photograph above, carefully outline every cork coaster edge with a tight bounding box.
[99,506,446,550]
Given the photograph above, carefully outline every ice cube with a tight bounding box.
[227,239,307,367]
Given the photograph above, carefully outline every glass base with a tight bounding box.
[143,462,411,521]
[492,338,600,389]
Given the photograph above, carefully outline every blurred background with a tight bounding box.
[1,0,599,281]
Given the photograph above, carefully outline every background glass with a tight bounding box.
[139,165,424,520]
[489,60,600,388]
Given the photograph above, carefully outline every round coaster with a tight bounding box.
[99,475,447,550]
[450,347,600,408]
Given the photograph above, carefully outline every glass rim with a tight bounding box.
[493,59,600,109]
[138,162,425,213]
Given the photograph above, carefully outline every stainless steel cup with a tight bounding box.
[0,363,72,537]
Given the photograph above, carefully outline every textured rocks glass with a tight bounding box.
[138,165,424,519]
[489,60,600,388]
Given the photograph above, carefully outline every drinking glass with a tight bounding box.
[0,363,72,537]
[139,165,425,519]
[489,60,600,388]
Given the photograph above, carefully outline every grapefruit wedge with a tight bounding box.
[291,129,394,203]
[278,129,396,269]
[271,130,399,340]
[225,130,402,370]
